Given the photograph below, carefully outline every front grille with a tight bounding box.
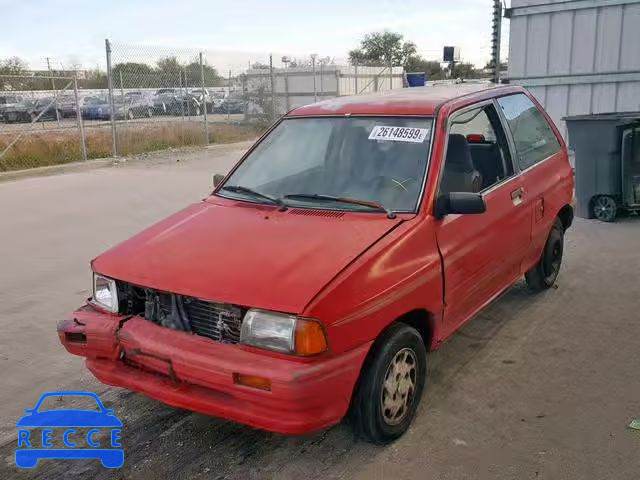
[117,282,246,344]
[183,299,244,342]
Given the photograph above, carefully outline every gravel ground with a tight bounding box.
[1,143,639,479]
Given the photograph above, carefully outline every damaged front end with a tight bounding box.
[116,281,245,344]
[57,285,370,435]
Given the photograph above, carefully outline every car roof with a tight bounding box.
[288,83,520,117]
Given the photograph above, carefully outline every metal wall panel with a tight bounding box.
[617,82,640,110]
[592,83,618,112]
[594,5,624,72]
[526,14,552,76]
[620,3,640,69]
[548,11,574,75]
[570,9,598,74]
[508,0,640,139]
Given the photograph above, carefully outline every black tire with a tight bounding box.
[525,218,564,292]
[592,195,617,222]
[349,323,427,444]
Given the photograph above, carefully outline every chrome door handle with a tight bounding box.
[511,187,524,206]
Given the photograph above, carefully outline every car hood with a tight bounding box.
[93,200,402,314]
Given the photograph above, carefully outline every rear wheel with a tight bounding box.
[525,218,564,291]
[592,195,617,222]
[350,323,426,444]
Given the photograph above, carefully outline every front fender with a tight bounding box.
[304,218,443,353]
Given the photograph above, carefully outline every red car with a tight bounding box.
[58,84,574,444]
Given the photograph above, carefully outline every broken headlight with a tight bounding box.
[91,273,119,313]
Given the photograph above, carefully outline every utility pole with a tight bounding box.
[490,0,503,84]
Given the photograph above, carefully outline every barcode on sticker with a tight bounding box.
[368,126,429,143]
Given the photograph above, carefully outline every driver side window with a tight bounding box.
[440,103,514,194]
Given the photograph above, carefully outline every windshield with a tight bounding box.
[219,116,432,213]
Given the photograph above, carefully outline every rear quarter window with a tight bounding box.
[497,93,561,170]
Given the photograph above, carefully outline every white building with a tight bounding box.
[245,65,404,114]
[506,0,640,138]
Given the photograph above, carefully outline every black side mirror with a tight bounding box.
[212,173,225,188]
[435,192,486,219]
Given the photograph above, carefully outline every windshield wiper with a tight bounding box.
[222,185,287,210]
[283,193,396,219]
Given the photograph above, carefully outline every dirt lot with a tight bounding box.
[1,143,639,479]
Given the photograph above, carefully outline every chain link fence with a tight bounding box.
[0,73,92,171]
[1,40,406,172]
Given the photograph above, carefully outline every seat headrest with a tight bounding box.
[446,134,475,173]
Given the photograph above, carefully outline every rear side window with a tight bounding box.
[498,93,561,170]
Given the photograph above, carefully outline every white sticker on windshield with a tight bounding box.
[368,126,430,143]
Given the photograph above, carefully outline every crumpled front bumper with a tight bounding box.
[57,306,370,435]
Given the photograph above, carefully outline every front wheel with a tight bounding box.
[349,323,427,444]
[525,218,564,291]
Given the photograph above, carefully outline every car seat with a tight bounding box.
[440,134,482,193]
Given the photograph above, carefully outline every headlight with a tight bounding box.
[92,273,118,313]
[240,309,328,356]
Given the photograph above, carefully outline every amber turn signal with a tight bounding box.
[233,373,272,391]
[294,319,328,356]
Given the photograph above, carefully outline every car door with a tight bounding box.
[496,93,566,272]
[434,100,531,333]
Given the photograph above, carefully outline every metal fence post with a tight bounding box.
[312,55,317,103]
[227,69,231,121]
[184,68,191,119]
[105,38,118,157]
[284,68,290,111]
[73,72,87,162]
[320,61,324,98]
[47,57,61,125]
[269,54,276,121]
[354,59,358,95]
[199,52,209,144]
[179,71,186,121]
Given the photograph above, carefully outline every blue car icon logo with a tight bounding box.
[15,391,123,468]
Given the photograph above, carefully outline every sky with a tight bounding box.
[0,0,509,72]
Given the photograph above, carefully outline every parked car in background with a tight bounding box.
[152,88,202,116]
[58,84,574,444]
[2,97,59,123]
[57,93,78,118]
[218,96,245,114]
[124,91,153,107]
[82,94,153,121]
[209,91,225,112]
[0,94,26,122]
[189,89,211,112]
